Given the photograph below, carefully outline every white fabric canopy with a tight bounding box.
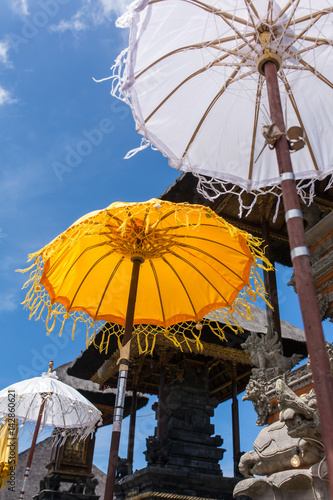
[0,372,101,437]
[111,0,333,206]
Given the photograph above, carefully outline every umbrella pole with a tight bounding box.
[264,60,333,493]
[231,363,240,478]
[18,398,46,500]
[104,256,143,500]
[126,383,137,475]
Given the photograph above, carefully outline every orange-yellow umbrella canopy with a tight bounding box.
[0,418,18,490]
[20,199,272,345]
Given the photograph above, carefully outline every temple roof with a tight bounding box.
[68,304,306,404]
[160,173,333,267]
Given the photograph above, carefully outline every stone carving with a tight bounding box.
[316,293,330,320]
[68,477,85,494]
[39,472,61,491]
[241,331,302,424]
[144,436,169,466]
[235,379,327,499]
[242,375,272,426]
[276,379,322,443]
[242,330,302,377]
[84,477,98,495]
[116,457,128,478]
[307,341,333,376]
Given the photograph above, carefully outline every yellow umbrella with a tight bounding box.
[19,198,272,499]
[0,418,18,490]
[20,198,270,343]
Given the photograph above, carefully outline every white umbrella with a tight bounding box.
[111,0,333,206]
[108,0,333,496]
[0,370,102,500]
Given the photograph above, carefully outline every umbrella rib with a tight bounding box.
[292,7,333,26]
[94,258,125,319]
[279,69,319,171]
[48,242,112,282]
[145,43,249,123]
[22,392,39,423]
[243,0,259,22]
[70,399,83,428]
[135,35,255,80]
[285,35,330,46]
[248,75,264,181]
[171,232,253,258]
[56,394,67,428]
[266,0,274,25]
[292,54,333,90]
[275,0,301,50]
[149,260,166,324]
[174,242,246,281]
[149,0,251,27]
[168,250,229,304]
[181,64,253,159]
[283,11,325,53]
[161,257,198,316]
[273,0,296,24]
[68,251,120,310]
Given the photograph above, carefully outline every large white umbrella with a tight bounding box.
[108,0,333,495]
[111,0,333,203]
[0,370,102,500]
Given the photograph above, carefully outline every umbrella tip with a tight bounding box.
[48,360,54,373]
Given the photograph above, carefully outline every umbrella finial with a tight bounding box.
[48,360,54,373]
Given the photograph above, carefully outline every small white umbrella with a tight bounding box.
[0,369,102,500]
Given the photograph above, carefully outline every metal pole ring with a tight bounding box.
[281,172,295,181]
[291,246,310,260]
[285,209,303,222]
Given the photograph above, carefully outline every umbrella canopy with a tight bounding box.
[0,419,18,490]
[111,0,333,206]
[19,198,272,349]
[0,372,102,436]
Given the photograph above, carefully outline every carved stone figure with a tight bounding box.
[68,476,85,494]
[238,419,323,478]
[242,330,301,377]
[144,436,169,466]
[276,379,322,443]
[236,378,328,500]
[242,376,272,426]
[45,472,61,491]
[239,379,324,478]
[116,457,128,478]
[84,477,98,495]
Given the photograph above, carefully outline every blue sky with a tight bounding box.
[0,0,332,480]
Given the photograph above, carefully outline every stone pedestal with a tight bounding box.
[116,363,238,500]
[34,492,99,500]
[115,466,237,500]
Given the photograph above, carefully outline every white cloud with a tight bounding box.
[50,0,129,34]
[50,17,88,34]
[0,40,11,66]
[0,86,17,105]
[10,0,29,16]
[0,291,18,313]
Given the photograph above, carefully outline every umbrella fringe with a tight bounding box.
[194,173,333,221]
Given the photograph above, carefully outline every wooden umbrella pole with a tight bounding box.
[231,364,240,478]
[264,60,333,494]
[126,384,137,475]
[104,256,143,500]
[19,398,46,500]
